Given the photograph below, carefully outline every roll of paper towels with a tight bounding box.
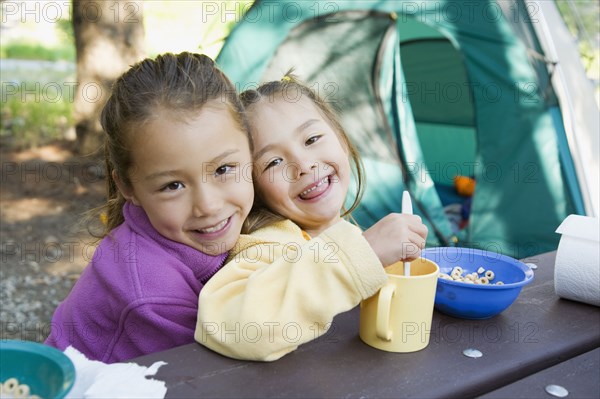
[554,215,600,306]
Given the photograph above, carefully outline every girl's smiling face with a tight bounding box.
[250,95,351,237]
[118,103,253,255]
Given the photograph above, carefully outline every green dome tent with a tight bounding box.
[216,0,599,257]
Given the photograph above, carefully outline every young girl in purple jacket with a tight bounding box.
[45,52,254,363]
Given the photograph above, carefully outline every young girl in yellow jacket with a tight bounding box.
[195,73,428,361]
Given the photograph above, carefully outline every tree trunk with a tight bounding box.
[72,0,145,155]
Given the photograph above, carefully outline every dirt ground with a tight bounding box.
[1,140,106,342]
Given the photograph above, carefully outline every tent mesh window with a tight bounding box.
[261,11,400,165]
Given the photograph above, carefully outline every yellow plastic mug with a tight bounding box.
[359,258,439,352]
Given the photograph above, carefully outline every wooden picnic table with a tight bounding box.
[134,251,600,398]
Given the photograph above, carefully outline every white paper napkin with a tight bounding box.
[64,346,167,398]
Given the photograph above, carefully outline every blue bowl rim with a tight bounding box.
[0,340,76,397]
[422,247,534,290]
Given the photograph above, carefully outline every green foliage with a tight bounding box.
[0,41,75,62]
[56,18,75,44]
[143,0,254,59]
[1,84,73,149]
[197,0,254,56]
[1,0,255,149]
[554,0,600,77]
[555,0,599,39]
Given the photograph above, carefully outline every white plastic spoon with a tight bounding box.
[402,191,413,277]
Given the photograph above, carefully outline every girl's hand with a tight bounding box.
[363,213,428,267]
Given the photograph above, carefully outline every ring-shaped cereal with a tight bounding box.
[17,383,31,398]
[2,378,19,394]
[1,379,36,399]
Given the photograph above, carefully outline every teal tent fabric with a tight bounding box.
[216,0,583,257]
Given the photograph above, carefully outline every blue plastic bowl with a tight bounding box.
[0,340,75,399]
[421,247,534,319]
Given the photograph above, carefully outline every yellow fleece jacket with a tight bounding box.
[194,219,387,361]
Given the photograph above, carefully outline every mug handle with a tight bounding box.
[376,284,395,341]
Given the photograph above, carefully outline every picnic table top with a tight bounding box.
[134,250,600,398]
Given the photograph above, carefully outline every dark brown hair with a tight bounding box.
[240,71,365,233]
[96,52,250,237]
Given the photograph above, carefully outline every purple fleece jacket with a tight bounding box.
[45,202,227,363]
